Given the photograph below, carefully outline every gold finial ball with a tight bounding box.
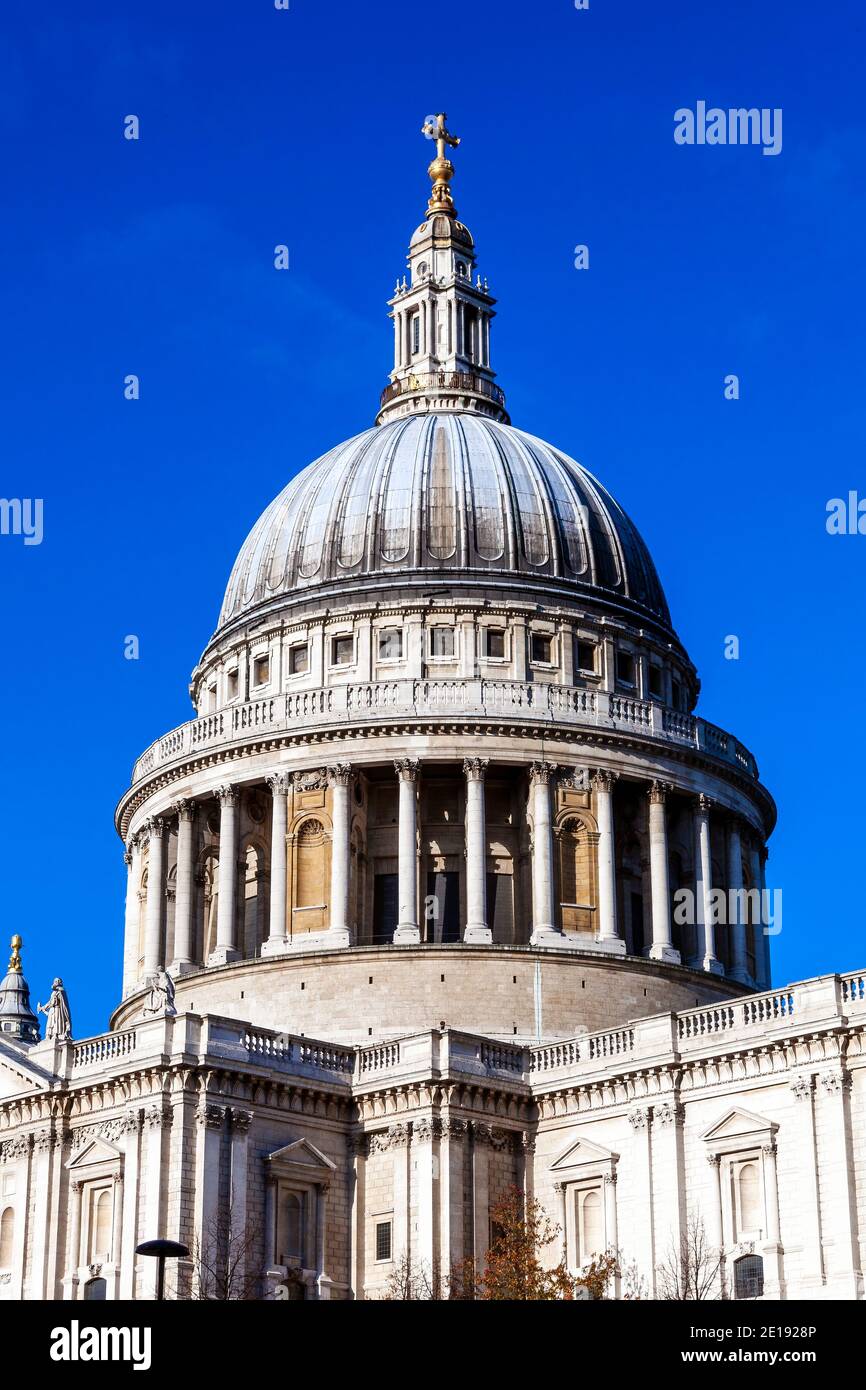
[8,935,22,973]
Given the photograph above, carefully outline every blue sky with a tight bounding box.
[1,0,864,1038]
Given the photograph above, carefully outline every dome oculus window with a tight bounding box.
[331,635,354,667]
[485,628,506,660]
[530,632,554,665]
[429,625,455,659]
[289,643,309,675]
[378,628,403,661]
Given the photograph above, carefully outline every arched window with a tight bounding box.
[735,1160,762,1237]
[0,1206,14,1267]
[557,817,593,934]
[734,1254,764,1300]
[242,841,268,957]
[296,820,325,909]
[90,1187,112,1263]
[576,1187,603,1265]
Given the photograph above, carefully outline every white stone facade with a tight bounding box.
[0,118,854,1302]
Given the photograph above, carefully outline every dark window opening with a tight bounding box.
[375,1220,393,1262]
[373,874,399,944]
[616,651,636,686]
[576,640,596,674]
[426,871,460,944]
[531,632,553,664]
[486,629,506,659]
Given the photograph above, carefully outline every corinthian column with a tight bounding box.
[694,795,722,975]
[394,760,421,944]
[122,837,142,996]
[463,758,491,943]
[209,785,240,965]
[142,817,166,977]
[326,764,352,948]
[262,773,290,956]
[591,770,625,954]
[647,781,679,963]
[168,799,197,975]
[727,818,751,984]
[529,762,563,947]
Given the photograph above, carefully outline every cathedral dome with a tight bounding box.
[216,412,672,635]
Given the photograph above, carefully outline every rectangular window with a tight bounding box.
[378,628,403,660]
[226,669,239,700]
[375,1219,393,1262]
[486,628,506,660]
[671,677,682,710]
[429,625,455,658]
[576,640,597,674]
[530,632,553,664]
[648,663,663,698]
[332,635,354,666]
[412,315,420,355]
[615,650,636,686]
[253,654,269,687]
[289,643,309,675]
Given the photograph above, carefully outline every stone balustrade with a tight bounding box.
[129,679,759,788]
[10,971,860,1110]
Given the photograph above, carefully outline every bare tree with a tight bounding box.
[185,1201,263,1301]
[379,1252,438,1300]
[657,1215,723,1300]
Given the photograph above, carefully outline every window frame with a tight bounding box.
[374,1217,394,1264]
[428,625,456,660]
[615,648,636,688]
[330,633,355,669]
[377,627,404,663]
[529,630,556,667]
[251,652,270,689]
[484,627,508,662]
[288,642,309,677]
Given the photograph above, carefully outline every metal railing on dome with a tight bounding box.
[379,370,506,410]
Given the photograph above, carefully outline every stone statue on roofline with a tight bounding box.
[142,967,177,1018]
[37,977,73,1042]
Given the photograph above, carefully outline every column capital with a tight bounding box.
[591,768,618,793]
[327,762,353,788]
[529,760,557,785]
[171,797,197,822]
[790,1074,814,1101]
[394,758,421,782]
[706,1152,721,1169]
[463,757,488,781]
[695,792,714,814]
[266,772,292,796]
[647,779,672,804]
[124,846,133,868]
[216,784,238,808]
[142,816,165,840]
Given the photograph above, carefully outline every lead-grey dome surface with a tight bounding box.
[217,412,672,632]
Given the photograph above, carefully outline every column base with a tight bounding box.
[292,929,351,953]
[580,935,627,956]
[393,923,421,945]
[260,936,291,958]
[463,924,492,945]
[728,966,755,987]
[168,959,198,977]
[702,956,725,976]
[648,943,682,965]
[530,926,567,949]
[207,946,241,966]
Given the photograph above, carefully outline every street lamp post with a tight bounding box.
[135,1238,190,1300]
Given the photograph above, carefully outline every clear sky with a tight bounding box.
[1,0,864,1038]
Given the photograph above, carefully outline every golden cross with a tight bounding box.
[422,113,460,162]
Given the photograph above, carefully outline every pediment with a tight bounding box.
[66,1137,123,1171]
[267,1138,336,1178]
[701,1108,777,1147]
[0,1040,54,1099]
[550,1134,618,1173]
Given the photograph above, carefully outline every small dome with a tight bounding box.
[410,216,474,248]
[0,936,39,1046]
[216,413,672,635]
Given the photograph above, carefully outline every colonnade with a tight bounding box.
[125,761,769,989]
